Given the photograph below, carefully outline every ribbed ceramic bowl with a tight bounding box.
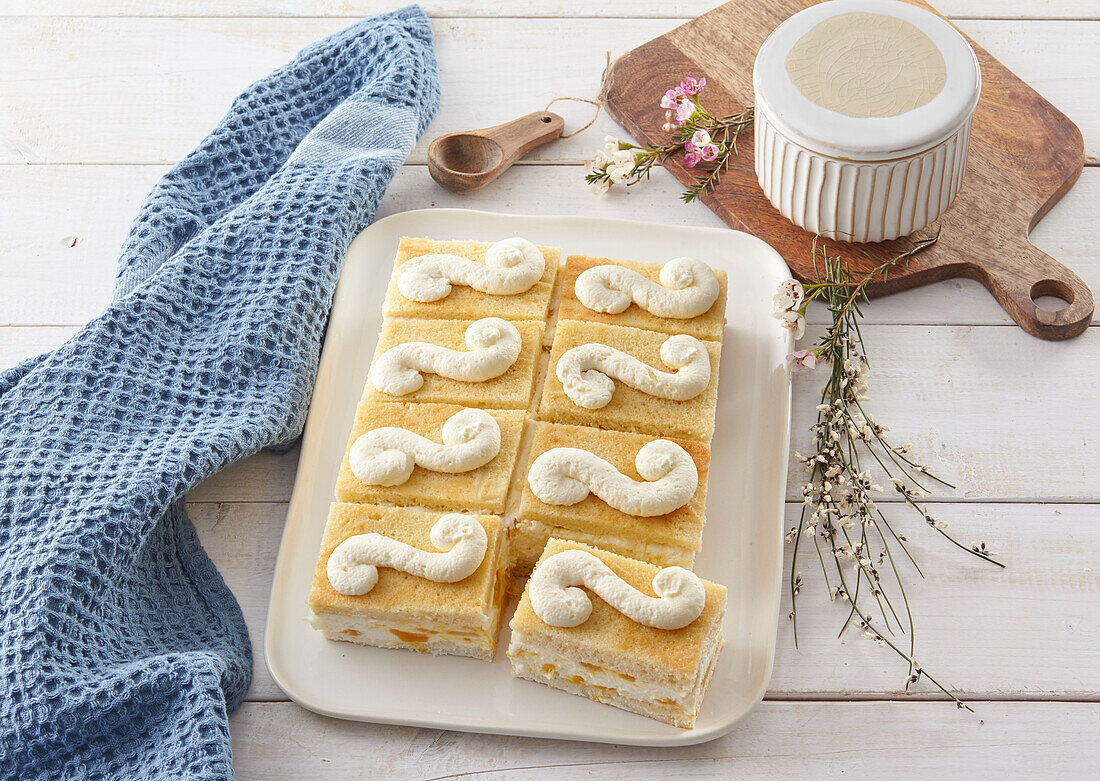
[753,0,981,242]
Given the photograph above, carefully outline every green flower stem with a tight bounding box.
[788,235,1003,712]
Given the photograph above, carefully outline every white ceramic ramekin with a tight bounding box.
[753,0,981,243]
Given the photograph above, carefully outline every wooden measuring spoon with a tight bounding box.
[427,111,565,194]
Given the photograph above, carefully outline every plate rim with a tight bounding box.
[263,207,793,747]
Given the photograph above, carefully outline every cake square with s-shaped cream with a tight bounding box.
[307,503,508,660]
[508,538,727,729]
[382,237,562,322]
[538,319,721,441]
[511,422,710,574]
[335,402,527,514]
[557,255,728,341]
[364,316,544,409]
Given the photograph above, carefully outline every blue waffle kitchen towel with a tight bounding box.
[0,8,439,779]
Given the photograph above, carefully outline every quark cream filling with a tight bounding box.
[555,334,711,410]
[311,613,492,648]
[509,636,692,710]
[349,407,501,486]
[370,317,521,396]
[326,514,487,596]
[526,439,698,517]
[397,237,546,302]
[574,257,719,319]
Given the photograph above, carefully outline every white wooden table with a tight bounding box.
[3,1,1098,777]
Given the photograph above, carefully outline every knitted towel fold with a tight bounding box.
[0,8,439,779]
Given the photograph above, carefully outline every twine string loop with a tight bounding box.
[544,96,602,139]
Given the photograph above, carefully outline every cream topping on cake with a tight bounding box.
[527,439,698,517]
[574,257,719,319]
[528,548,705,629]
[348,408,502,486]
[397,237,546,302]
[326,513,488,596]
[556,334,710,409]
[371,317,522,395]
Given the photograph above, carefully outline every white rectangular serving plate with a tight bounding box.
[265,208,793,747]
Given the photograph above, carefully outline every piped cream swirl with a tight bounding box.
[556,334,710,409]
[398,237,546,302]
[527,439,698,517]
[326,513,488,596]
[575,257,719,319]
[371,317,521,396]
[529,548,705,629]
[349,408,501,486]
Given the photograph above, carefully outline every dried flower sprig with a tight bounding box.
[775,235,1005,711]
[585,77,753,203]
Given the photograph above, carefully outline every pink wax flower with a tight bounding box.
[661,85,697,128]
[675,99,695,123]
[679,76,706,95]
[788,349,817,371]
[691,130,720,161]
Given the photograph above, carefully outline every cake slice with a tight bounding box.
[508,538,727,728]
[365,316,543,409]
[335,401,526,514]
[382,237,561,322]
[538,319,721,441]
[511,422,709,574]
[308,503,508,660]
[557,255,727,341]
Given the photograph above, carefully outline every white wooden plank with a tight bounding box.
[772,502,1100,698]
[189,502,289,702]
[190,501,1099,702]
[186,446,299,503]
[0,18,1096,165]
[228,700,1100,779]
[0,325,78,365]
[0,165,165,326]
[2,164,1097,328]
[788,324,1100,502]
[4,1,1098,20]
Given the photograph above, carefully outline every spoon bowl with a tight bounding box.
[431,134,505,175]
[427,111,564,194]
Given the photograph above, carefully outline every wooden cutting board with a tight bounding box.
[602,0,1092,340]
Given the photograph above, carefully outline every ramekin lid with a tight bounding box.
[753,0,981,160]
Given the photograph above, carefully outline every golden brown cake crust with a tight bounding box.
[382,237,561,322]
[364,317,543,409]
[308,503,503,627]
[537,319,721,441]
[513,423,709,570]
[510,539,727,678]
[334,402,527,514]
[557,255,728,341]
[507,518,696,577]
